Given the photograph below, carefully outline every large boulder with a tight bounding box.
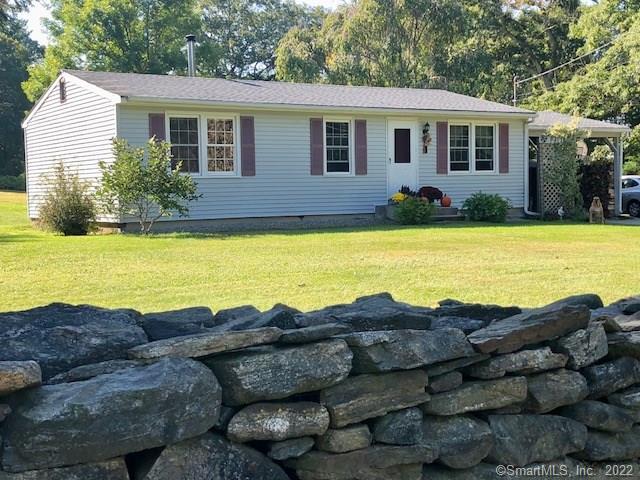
[421,377,527,416]
[581,357,640,399]
[128,327,282,359]
[227,402,329,442]
[296,293,432,332]
[0,361,42,396]
[140,432,289,480]
[319,370,429,428]
[467,305,590,354]
[291,445,437,480]
[0,458,129,480]
[138,306,215,341]
[607,331,640,359]
[0,303,148,380]
[550,323,608,369]
[524,369,588,413]
[340,328,473,373]
[421,415,493,469]
[486,414,587,466]
[316,425,372,453]
[464,347,567,379]
[372,407,423,445]
[204,339,352,405]
[557,400,635,432]
[576,427,640,461]
[0,358,221,472]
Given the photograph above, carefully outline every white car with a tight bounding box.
[622,175,640,217]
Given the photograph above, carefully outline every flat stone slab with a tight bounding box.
[138,306,215,341]
[550,323,608,369]
[0,361,42,396]
[425,354,490,377]
[211,306,297,332]
[467,305,590,354]
[0,358,221,472]
[524,369,588,413]
[291,445,437,480]
[0,303,148,380]
[608,331,640,359]
[227,402,330,442]
[340,328,474,373]
[486,414,587,466]
[316,425,372,453]
[465,347,567,379]
[46,359,154,384]
[421,414,493,469]
[421,377,527,416]
[372,408,423,445]
[0,458,129,480]
[320,370,429,428]
[582,356,640,399]
[279,323,349,344]
[268,437,315,461]
[141,432,289,480]
[576,426,640,461]
[428,316,487,334]
[431,302,521,321]
[204,339,352,406]
[428,371,463,393]
[558,400,635,432]
[128,327,282,359]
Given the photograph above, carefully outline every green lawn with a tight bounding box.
[1,191,637,314]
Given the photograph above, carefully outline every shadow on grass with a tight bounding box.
[135,219,599,241]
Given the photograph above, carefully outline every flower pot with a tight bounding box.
[440,195,452,207]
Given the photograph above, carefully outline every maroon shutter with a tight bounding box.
[354,119,367,175]
[240,116,256,176]
[499,123,509,174]
[148,113,166,141]
[436,121,448,174]
[310,117,324,175]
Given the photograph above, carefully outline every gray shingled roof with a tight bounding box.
[65,69,533,115]
[530,111,629,133]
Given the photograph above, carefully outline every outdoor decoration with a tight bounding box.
[418,186,443,203]
[422,122,432,153]
[440,194,452,207]
[390,192,408,204]
[589,197,605,224]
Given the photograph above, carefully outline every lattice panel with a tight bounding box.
[539,140,563,217]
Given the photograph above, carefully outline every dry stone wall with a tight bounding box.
[1,293,640,479]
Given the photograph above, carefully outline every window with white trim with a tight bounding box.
[325,121,351,173]
[449,124,470,172]
[475,125,495,171]
[169,117,200,173]
[206,118,236,173]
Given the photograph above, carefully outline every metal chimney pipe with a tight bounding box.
[185,34,196,77]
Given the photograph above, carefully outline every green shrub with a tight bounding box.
[624,159,640,175]
[462,192,510,222]
[394,197,436,225]
[0,174,26,191]
[39,163,96,235]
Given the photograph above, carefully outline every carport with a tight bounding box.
[527,111,630,217]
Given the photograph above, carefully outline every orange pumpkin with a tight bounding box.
[440,194,452,207]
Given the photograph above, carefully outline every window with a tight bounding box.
[449,125,470,172]
[325,121,351,173]
[623,178,639,189]
[59,78,67,103]
[475,125,495,171]
[206,118,236,173]
[169,117,200,173]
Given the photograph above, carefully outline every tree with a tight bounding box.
[198,0,324,80]
[0,9,41,175]
[22,0,200,102]
[97,138,200,234]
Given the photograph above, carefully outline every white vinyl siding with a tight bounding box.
[420,118,526,208]
[24,76,117,220]
[117,105,387,220]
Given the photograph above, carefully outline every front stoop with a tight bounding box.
[376,205,465,223]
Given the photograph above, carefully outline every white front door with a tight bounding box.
[387,120,418,197]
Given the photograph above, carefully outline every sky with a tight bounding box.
[20,0,345,46]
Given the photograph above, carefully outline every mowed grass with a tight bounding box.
[1,190,638,314]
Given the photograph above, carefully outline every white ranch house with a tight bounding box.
[22,70,628,230]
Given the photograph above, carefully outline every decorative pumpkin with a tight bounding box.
[440,194,452,207]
